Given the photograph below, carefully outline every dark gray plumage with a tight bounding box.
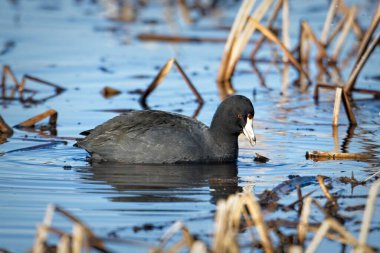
[76,95,256,164]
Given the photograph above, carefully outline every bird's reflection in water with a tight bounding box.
[80,162,241,205]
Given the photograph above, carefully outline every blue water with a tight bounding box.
[0,0,379,252]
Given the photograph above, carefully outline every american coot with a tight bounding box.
[76,95,256,164]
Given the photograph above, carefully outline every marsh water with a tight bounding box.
[0,0,380,252]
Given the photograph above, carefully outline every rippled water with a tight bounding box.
[0,0,379,252]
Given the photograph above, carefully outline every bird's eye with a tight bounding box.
[247,113,253,119]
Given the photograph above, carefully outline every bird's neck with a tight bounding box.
[209,122,239,161]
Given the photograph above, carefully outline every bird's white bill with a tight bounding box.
[242,116,256,146]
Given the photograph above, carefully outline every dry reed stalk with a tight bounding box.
[326,17,346,46]
[356,180,380,253]
[1,65,20,98]
[72,224,88,253]
[173,60,204,105]
[141,58,175,104]
[32,225,49,253]
[301,22,329,60]
[313,83,357,125]
[178,0,193,24]
[137,34,226,43]
[313,82,335,100]
[57,234,70,253]
[1,65,65,99]
[157,221,186,249]
[321,0,339,44]
[20,75,65,95]
[296,184,303,214]
[363,171,380,183]
[53,205,105,251]
[213,195,243,253]
[297,196,312,246]
[0,115,13,134]
[306,151,372,160]
[341,87,357,124]
[305,218,360,253]
[354,3,380,65]
[140,58,204,108]
[213,199,227,252]
[331,6,357,62]
[224,0,274,81]
[248,17,311,83]
[332,87,343,126]
[250,0,283,60]
[16,109,57,128]
[217,0,256,83]
[281,64,289,95]
[317,176,337,206]
[297,197,367,252]
[243,193,274,253]
[288,245,303,253]
[189,241,208,253]
[31,203,56,253]
[345,33,380,93]
[337,0,363,38]
[298,23,310,89]
[282,0,290,62]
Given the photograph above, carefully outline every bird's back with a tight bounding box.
[76,110,214,163]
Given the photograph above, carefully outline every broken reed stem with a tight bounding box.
[247,17,311,83]
[337,0,363,38]
[317,176,337,206]
[341,88,357,124]
[57,234,70,253]
[189,241,208,253]
[306,151,372,160]
[332,6,357,62]
[137,33,226,43]
[16,109,58,128]
[326,17,346,46]
[0,115,13,134]
[345,33,380,93]
[297,196,312,246]
[301,22,329,60]
[173,60,204,105]
[321,0,338,44]
[21,75,65,94]
[158,221,185,249]
[177,0,193,24]
[354,3,380,66]
[1,65,20,98]
[305,218,360,253]
[217,0,256,82]
[296,184,303,214]
[140,58,204,108]
[224,0,274,82]
[363,171,380,183]
[243,193,275,253]
[332,87,343,126]
[1,65,65,99]
[313,83,356,125]
[251,0,283,60]
[140,58,174,106]
[72,224,88,253]
[356,180,380,252]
